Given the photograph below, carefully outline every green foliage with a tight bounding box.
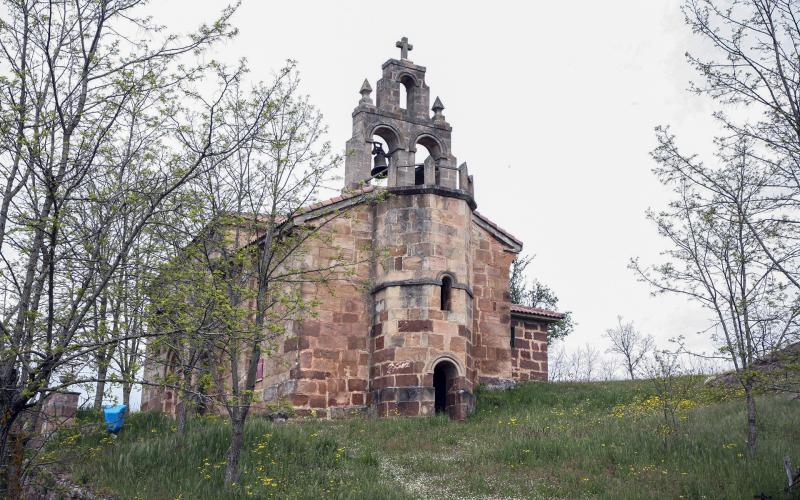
[509,254,574,340]
[56,380,799,499]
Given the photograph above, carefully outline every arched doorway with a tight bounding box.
[433,360,458,415]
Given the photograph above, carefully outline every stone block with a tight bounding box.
[301,321,321,337]
[309,395,327,408]
[449,336,466,353]
[372,348,395,364]
[347,336,366,350]
[348,378,367,392]
[398,401,420,416]
[395,374,419,386]
[397,320,433,332]
[427,334,444,350]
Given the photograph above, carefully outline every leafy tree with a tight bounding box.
[146,68,380,487]
[509,254,574,340]
[0,0,263,493]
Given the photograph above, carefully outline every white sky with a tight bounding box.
[108,0,736,406]
[151,0,726,351]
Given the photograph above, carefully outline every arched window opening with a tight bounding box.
[399,75,415,112]
[370,131,395,187]
[440,275,452,311]
[399,83,408,111]
[414,143,433,186]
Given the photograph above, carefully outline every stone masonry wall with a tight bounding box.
[278,205,374,418]
[510,318,549,381]
[40,392,79,434]
[369,192,474,418]
[472,223,517,386]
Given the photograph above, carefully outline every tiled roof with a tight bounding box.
[297,186,376,215]
[244,186,523,256]
[473,211,523,249]
[510,303,565,320]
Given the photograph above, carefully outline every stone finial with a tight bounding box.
[395,37,413,60]
[432,96,445,122]
[359,78,373,105]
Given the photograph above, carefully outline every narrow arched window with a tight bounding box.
[399,75,415,112]
[399,83,408,110]
[441,276,452,311]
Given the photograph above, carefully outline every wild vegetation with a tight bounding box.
[43,379,799,499]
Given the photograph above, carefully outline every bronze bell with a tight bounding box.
[370,142,388,179]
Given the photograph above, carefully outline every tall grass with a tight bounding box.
[53,379,799,499]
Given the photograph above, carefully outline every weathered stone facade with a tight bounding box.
[141,40,563,420]
[39,391,79,434]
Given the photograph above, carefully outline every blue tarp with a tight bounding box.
[103,404,127,433]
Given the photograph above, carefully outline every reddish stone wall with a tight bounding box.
[141,346,176,414]
[141,192,544,421]
[40,392,79,434]
[368,193,475,418]
[471,223,517,386]
[278,206,374,417]
[510,318,549,381]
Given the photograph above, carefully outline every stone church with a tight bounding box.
[142,39,563,420]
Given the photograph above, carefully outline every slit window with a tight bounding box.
[440,276,452,311]
[399,82,408,110]
[510,325,516,349]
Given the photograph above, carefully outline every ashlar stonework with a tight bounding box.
[141,39,564,420]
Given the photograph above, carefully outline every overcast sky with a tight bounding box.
[142,1,728,369]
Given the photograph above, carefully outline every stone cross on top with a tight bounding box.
[395,37,413,60]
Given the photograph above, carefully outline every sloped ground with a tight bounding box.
[49,379,799,499]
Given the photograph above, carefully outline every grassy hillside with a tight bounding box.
[48,379,798,499]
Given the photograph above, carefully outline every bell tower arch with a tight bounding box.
[349,38,478,419]
[343,39,472,195]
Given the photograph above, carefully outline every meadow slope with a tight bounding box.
[49,379,799,499]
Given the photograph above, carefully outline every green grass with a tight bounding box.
[50,379,799,499]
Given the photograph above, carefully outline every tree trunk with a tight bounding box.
[0,408,21,497]
[122,382,131,411]
[93,292,111,411]
[176,399,188,436]
[6,427,24,498]
[745,382,758,455]
[0,423,10,497]
[93,359,109,411]
[224,416,245,486]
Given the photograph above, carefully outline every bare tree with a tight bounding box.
[632,142,800,455]
[678,0,800,291]
[641,345,703,449]
[547,341,568,382]
[600,356,621,381]
[560,343,603,381]
[638,0,800,456]
[604,316,655,379]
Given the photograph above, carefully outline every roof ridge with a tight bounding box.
[473,211,523,248]
[510,303,565,320]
